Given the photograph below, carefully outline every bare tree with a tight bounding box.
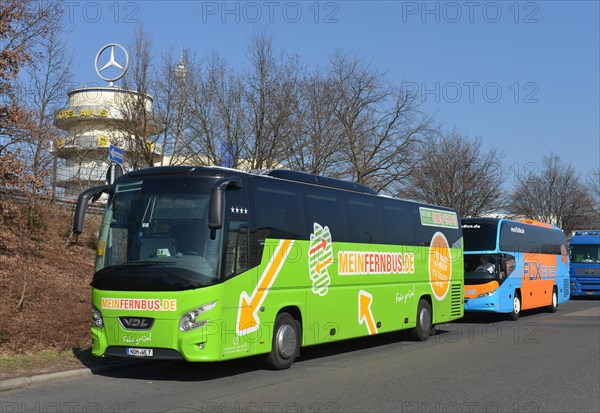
[1,0,62,210]
[192,52,248,168]
[0,0,63,311]
[398,129,505,217]
[153,46,195,166]
[242,32,301,169]
[22,17,72,198]
[285,68,344,175]
[508,153,598,233]
[213,61,245,168]
[185,52,225,166]
[328,52,431,191]
[116,25,161,169]
[586,167,600,220]
[1,0,61,181]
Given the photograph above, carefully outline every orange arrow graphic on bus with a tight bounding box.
[237,239,294,336]
[309,238,328,255]
[358,290,378,335]
[315,257,333,274]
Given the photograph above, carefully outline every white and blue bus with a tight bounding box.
[462,218,570,319]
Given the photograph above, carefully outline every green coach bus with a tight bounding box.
[73,167,464,369]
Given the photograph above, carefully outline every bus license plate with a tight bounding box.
[126,348,153,357]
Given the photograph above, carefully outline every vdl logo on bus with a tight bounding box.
[118,317,154,330]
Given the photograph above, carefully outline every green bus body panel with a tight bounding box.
[92,238,464,361]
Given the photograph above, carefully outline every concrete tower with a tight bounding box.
[53,43,162,198]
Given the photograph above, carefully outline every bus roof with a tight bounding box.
[117,166,459,213]
[570,231,600,244]
[122,166,378,195]
[461,217,566,253]
[461,217,561,231]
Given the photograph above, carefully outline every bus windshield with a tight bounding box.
[93,177,223,291]
[462,222,497,251]
[570,245,600,264]
[464,253,515,285]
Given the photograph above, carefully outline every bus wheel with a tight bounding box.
[410,299,432,341]
[510,292,521,321]
[547,287,558,313]
[265,312,301,370]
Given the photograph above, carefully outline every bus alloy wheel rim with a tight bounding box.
[514,296,520,313]
[276,324,296,359]
[420,307,431,331]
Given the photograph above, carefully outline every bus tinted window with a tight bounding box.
[256,183,305,240]
[499,222,566,254]
[347,196,382,244]
[306,189,349,241]
[382,201,415,245]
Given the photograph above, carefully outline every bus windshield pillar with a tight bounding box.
[208,177,242,239]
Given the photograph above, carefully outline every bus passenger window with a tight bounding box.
[505,255,516,275]
[223,221,249,278]
[256,185,303,240]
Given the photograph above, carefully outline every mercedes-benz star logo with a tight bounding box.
[95,43,129,84]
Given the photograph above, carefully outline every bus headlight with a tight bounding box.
[92,305,104,328]
[477,290,496,299]
[179,301,217,332]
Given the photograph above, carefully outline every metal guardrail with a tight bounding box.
[0,191,105,216]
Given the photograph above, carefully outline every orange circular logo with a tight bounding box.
[429,232,452,300]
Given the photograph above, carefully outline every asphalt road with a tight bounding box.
[2,299,598,413]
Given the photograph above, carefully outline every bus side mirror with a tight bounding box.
[73,184,112,234]
[208,177,242,240]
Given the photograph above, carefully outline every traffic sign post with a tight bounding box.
[106,163,124,184]
[109,144,124,165]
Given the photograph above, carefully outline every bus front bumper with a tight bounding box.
[91,318,224,362]
[464,293,506,313]
[570,277,600,296]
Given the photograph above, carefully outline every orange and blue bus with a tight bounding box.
[73,167,464,369]
[462,218,570,319]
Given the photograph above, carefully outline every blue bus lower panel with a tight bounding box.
[570,277,600,296]
[464,294,509,313]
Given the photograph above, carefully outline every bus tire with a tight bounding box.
[510,291,521,321]
[547,287,558,313]
[265,312,301,370]
[410,299,432,341]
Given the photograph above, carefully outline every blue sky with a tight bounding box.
[64,1,599,187]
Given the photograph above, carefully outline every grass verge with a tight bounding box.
[0,348,99,381]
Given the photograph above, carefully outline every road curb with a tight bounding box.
[0,361,142,392]
[1,368,92,392]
